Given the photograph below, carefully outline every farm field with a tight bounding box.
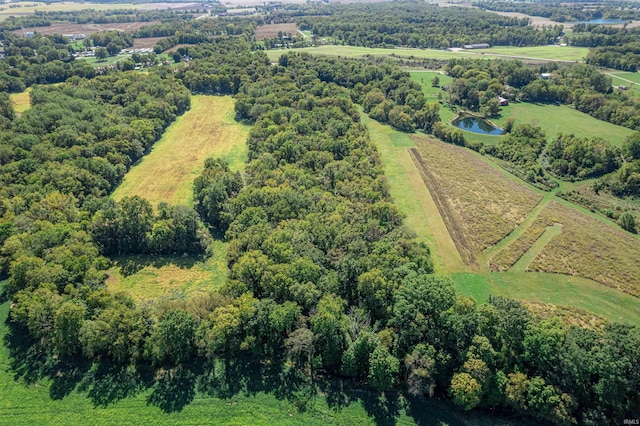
[363,116,640,324]
[13,21,160,36]
[112,95,249,206]
[9,88,31,115]
[265,44,589,63]
[492,102,634,146]
[472,45,588,61]
[412,135,543,256]
[0,2,144,21]
[255,23,298,41]
[132,37,167,49]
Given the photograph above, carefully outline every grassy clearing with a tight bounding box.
[527,201,640,297]
[412,135,542,253]
[409,71,457,123]
[361,113,466,273]
[9,88,31,115]
[265,45,588,63]
[524,301,607,331]
[0,2,142,20]
[472,45,588,61]
[452,272,640,325]
[492,102,633,146]
[106,241,228,302]
[113,95,249,206]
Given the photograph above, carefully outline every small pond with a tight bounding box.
[451,116,504,135]
[572,18,627,25]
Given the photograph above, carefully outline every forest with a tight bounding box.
[0,2,639,425]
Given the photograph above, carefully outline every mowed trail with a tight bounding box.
[112,95,249,206]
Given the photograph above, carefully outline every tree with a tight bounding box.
[95,47,108,61]
[450,372,482,410]
[147,310,198,365]
[618,212,637,233]
[431,75,440,87]
[368,345,399,392]
[405,343,437,397]
[54,301,86,358]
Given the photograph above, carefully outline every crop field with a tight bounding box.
[13,21,159,36]
[255,23,298,41]
[132,37,167,49]
[411,135,543,256]
[112,95,249,206]
[492,102,634,146]
[9,89,31,115]
[0,2,145,21]
[526,202,640,297]
[265,44,589,63]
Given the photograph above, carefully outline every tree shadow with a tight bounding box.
[4,320,56,385]
[113,254,205,277]
[75,361,154,407]
[147,365,198,413]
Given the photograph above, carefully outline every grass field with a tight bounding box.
[412,135,542,254]
[265,45,588,63]
[106,240,228,301]
[527,202,640,297]
[9,88,31,115]
[112,95,249,206]
[491,102,634,146]
[452,272,640,325]
[0,2,143,21]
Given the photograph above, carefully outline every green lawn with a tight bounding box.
[453,272,640,326]
[492,102,634,146]
[266,45,588,63]
[79,55,130,68]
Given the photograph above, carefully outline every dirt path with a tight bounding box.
[409,148,479,269]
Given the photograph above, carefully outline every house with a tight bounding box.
[462,43,490,49]
[540,73,552,80]
[498,96,509,106]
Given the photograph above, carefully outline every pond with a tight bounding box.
[572,18,627,25]
[451,116,504,135]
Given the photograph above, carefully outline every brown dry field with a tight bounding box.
[526,201,640,297]
[13,21,160,36]
[412,135,542,255]
[166,43,196,53]
[132,36,166,49]
[255,23,298,41]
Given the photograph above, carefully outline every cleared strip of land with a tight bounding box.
[361,113,466,273]
[112,95,249,206]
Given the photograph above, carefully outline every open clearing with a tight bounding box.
[132,36,167,49]
[492,102,634,146]
[255,23,298,41]
[13,21,160,36]
[112,95,249,206]
[0,2,144,20]
[106,240,228,301]
[265,44,588,63]
[412,135,542,255]
[9,89,31,115]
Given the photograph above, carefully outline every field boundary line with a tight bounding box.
[510,223,563,272]
[408,148,478,268]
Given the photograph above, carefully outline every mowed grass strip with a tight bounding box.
[492,102,633,147]
[112,95,249,206]
[527,201,640,297]
[412,135,542,254]
[452,272,640,325]
[9,89,31,115]
[265,45,588,63]
[361,113,466,273]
